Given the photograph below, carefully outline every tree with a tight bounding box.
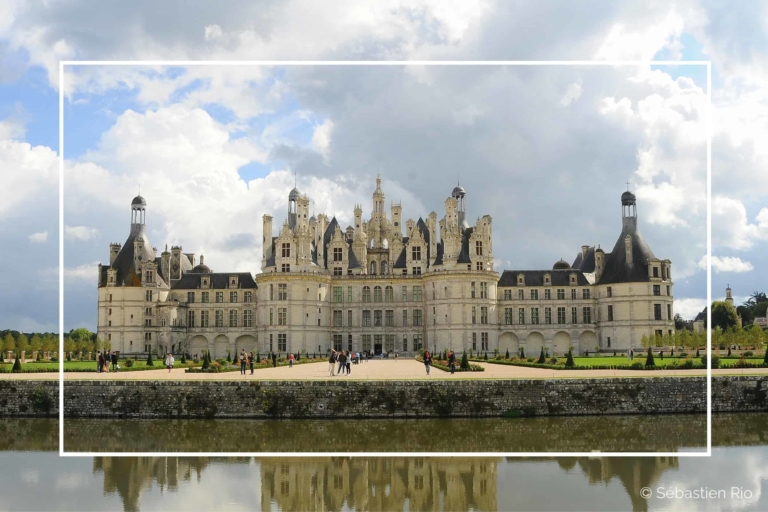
[520,347,525,359]
[3,333,15,354]
[537,347,546,364]
[645,347,655,367]
[505,348,509,359]
[30,334,43,354]
[146,351,154,367]
[711,301,740,332]
[755,301,768,318]
[11,355,22,372]
[674,313,686,331]
[64,337,76,354]
[16,334,29,356]
[460,351,469,370]
[640,334,651,349]
[42,334,57,353]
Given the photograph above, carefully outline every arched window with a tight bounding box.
[370,261,377,275]
[381,260,388,275]
[362,286,371,302]
[373,286,383,302]
[385,286,394,302]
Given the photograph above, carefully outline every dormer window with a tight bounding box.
[570,274,576,284]
[230,276,238,288]
[144,270,153,283]
[282,243,291,258]
[333,247,343,262]
[412,246,422,260]
[653,266,659,278]
[517,274,524,285]
[202,277,210,288]
[475,241,483,256]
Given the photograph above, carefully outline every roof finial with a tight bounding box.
[626,181,630,191]
[295,172,297,188]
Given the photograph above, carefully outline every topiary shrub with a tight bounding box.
[744,351,753,357]
[630,361,644,370]
[565,349,575,368]
[519,348,525,359]
[12,355,22,372]
[701,355,720,368]
[226,351,231,363]
[483,352,488,361]
[505,349,509,359]
[696,347,700,358]
[201,351,210,370]
[549,357,558,364]
[0,352,3,362]
[679,359,694,369]
[645,347,655,368]
[764,350,768,366]
[146,352,154,367]
[180,353,186,364]
[125,359,134,368]
[537,347,546,364]
[460,352,469,370]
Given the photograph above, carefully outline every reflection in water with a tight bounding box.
[1,414,768,511]
[65,414,707,452]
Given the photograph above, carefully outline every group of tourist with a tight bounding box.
[236,350,257,375]
[96,350,119,373]
[422,350,458,375]
[328,350,367,376]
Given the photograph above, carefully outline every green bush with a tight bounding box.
[679,359,694,369]
[0,352,4,362]
[645,347,655,368]
[630,362,644,370]
[505,349,509,359]
[526,357,535,363]
[66,352,71,361]
[744,351,754,357]
[125,359,134,368]
[764,350,768,366]
[460,352,469,370]
[519,348,525,359]
[549,357,558,364]
[537,347,546,364]
[701,355,720,368]
[565,349,575,368]
[201,351,210,370]
[180,353,186,364]
[11,355,22,373]
[146,352,154,367]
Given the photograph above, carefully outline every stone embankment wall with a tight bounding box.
[2,377,766,419]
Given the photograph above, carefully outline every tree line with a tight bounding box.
[1,328,110,357]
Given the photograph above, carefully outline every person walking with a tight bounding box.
[96,351,103,373]
[272,352,277,368]
[345,351,351,375]
[448,350,456,374]
[288,352,294,368]
[249,351,255,375]
[423,350,432,375]
[111,351,118,372]
[329,350,336,376]
[240,350,247,375]
[165,352,174,373]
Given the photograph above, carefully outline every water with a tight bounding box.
[0,414,766,511]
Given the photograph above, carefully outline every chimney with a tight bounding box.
[581,245,589,260]
[624,235,633,266]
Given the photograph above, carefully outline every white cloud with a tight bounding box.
[559,82,582,107]
[64,225,98,241]
[28,231,48,243]
[311,119,334,161]
[204,24,223,41]
[65,261,99,282]
[674,297,707,320]
[593,11,687,61]
[700,255,754,274]
[0,139,58,220]
[712,196,765,250]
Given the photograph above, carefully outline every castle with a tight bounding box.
[96,176,674,357]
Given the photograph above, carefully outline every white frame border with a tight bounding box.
[58,59,713,458]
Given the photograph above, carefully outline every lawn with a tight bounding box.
[0,360,199,372]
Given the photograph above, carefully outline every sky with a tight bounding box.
[0,0,766,332]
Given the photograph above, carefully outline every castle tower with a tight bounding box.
[288,185,301,230]
[726,285,733,305]
[452,182,469,231]
[130,194,146,236]
[372,174,385,218]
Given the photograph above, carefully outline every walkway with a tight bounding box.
[3,359,767,380]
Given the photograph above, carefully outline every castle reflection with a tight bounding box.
[92,455,676,511]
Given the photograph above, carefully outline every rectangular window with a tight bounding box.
[531,307,539,325]
[413,334,423,351]
[402,286,408,301]
[333,334,343,351]
[244,291,252,303]
[544,289,551,300]
[667,304,672,320]
[144,318,151,326]
[504,308,513,325]
[348,334,353,352]
[480,282,488,299]
[281,263,290,272]
[471,282,476,298]
[545,307,552,324]
[201,310,209,327]
[230,291,238,303]
[215,310,224,327]
[481,332,488,351]
[385,286,393,302]
[333,286,343,303]
[269,284,274,300]
[374,334,383,351]
[412,246,421,260]
[278,333,287,352]
[348,310,352,327]
[608,305,614,321]
[333,247,343,262]
[518,289,524,300]
[582,289,590,300]
[243,310,252,327]
[278,308,287,326]
[333,267,342,276]
[472,332,477,351]
[582,307,591,324]
[269,308,273,325]
[412,266,422,275]
[476,241,483,256]
[557,307,566,324]
[188,310,195,328]
[278,284,287,300]
[481,306,488,324]
[607,287,612,298]
[200,291,209,303]
[281,243,291,258]
[413,310,423,326]
[557,289,565,300]
[472,306,477,324]
[518,308,525,325]
[333,310,342,327]
[504,289,512,300]
[385,335,395,353]
[402,310,408,326]
[385,310,394,327]
[571,307,578,324]
[187,292,195,303]
[145,290,152,301]
[666,285,671,296]
[571,288,577,300]
[363,310,371,327]
[362,335,372,352]
[216,292,223,303]
[402,335,408,352]
[347,286,353,302]
[362,287,371,302]
[653,285,661,296]
[374,310,383,327]
[653,266,659,278]
[374,287,383,302]
[413,286,422,301]
[654,304,662,320]
[269,334,273,352]
[229,309,238,327]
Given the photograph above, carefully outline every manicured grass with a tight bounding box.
[0,360,202,372]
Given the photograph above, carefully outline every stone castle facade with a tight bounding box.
[97,176,674,357]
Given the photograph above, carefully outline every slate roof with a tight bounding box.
[572,246,596,273]
[393,237,409,269]
[171,272,257,290]
[101,225,167,287]
[457,227,474,264]
[498,270,591,287]
[597,218,656,285]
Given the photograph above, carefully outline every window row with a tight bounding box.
[501,288,591,301]
[503,306,592,325]
[187,309,254,328]
[187,291,253,304]
[332,285,423,303]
